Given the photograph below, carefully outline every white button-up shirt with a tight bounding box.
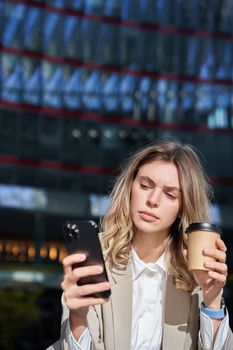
[66,250,229,350]
[131,249,166,350]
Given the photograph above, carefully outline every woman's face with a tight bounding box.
[130,160,182,237]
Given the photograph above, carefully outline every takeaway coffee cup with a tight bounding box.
[186,222,222,271]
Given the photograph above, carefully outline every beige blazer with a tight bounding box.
[48,262,233,350]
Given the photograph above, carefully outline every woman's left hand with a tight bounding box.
[192,238,228,309]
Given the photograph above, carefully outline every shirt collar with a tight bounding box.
[131,248,167,281]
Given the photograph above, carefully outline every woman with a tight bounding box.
[48,140,232,350]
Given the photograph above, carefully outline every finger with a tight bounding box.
[63,265,72,278]
[216,239,227,253]
[63,282,111,310]
[64,292,109,310]
[69,265,104,284]
[208,270,227,284]
[63,253,87,276]
[203,247,226,263]
[204,261,228,275]
[78,281,111,297]
[63,253,86,269]
[62,264,104,286]
[62,280,111,298]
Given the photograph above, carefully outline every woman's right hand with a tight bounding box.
[61,253,111,341]
[61,252,111,313]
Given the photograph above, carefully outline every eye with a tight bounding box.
[140,182,151,190]
[165,193,177,199]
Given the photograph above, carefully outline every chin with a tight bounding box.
[134,220,160,234]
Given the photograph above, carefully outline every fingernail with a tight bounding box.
[96,266,103,273]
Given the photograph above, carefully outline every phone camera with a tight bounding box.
[65,223,79,241]
[71,224,79,239]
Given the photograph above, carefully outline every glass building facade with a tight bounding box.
[0,1,233,348]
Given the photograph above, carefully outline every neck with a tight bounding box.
[132,230,169,263]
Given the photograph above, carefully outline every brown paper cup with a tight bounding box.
[186,222,222,271]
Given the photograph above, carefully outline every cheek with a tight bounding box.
[130,191,138,208]
[131,187,146,207]
[130,185,138,204]
[170,205,180,221]
[163,200,180,218]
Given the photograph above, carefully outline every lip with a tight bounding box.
[138,211,159,221]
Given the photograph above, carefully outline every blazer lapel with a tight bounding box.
[106,262,192,350]
[162,274,191,350]
[109,262,132,350]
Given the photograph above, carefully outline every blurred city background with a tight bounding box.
[0,0,233,348]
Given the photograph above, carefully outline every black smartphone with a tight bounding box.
[63,220,111,299]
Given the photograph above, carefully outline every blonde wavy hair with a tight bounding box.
[100,139,213,291]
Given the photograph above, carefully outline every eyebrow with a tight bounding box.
[164,185,181,193]
[139,176,181,192]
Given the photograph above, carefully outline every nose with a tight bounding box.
[146,189,161,208]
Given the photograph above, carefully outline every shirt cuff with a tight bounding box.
[200,309,229,350]
[66,319,92,350]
